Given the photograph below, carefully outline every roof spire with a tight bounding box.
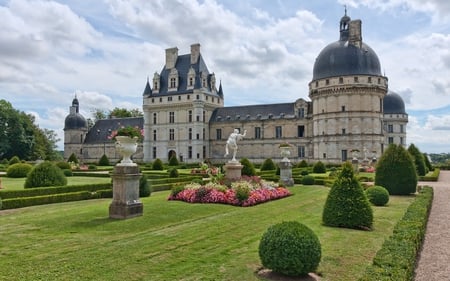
[344,4,347,16]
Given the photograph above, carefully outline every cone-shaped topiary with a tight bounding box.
[312,161,326,173]
[297,160,308,168]
[139,174,152,197]
[423,153,432,172]
[240,158,256,176]
[67,153,78,164]
[152,158,164,170]
[168,155,179,166]
[375,144,417,195]
[259,221,321,277]
[366,185,389,206]
[98,154,110,166]
[322,162,373,230]
[260,158,276,171]
[24,161,67,188]
[407,143,426,176]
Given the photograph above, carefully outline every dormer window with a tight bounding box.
[152,72,160,94]
[168,68,179,91]
[187,67,196,90]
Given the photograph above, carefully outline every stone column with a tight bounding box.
[224,161,243,181]
[109,165,143,219]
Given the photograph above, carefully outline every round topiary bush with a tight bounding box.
[312,161,326,173]
[24,162,67,188]
[6,163,33,178]
[55,161,71,170]
[300,170,309,176]
[366,186,389,206]
[139,174,152,197]
[322,162,373,230]
[62,169,73,177]
[259,221,321,277]
[240,158,256,176]
[168,155,179,166]
[260,158,276,171]
[152,158,164,170]
[301,175,315,185]
[297,160,308,168]
[169,168,179,178]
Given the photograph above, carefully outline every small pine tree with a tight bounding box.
[312,161,326,173]
[168,155,179,166]
[240,158,256,176]
[260,158,276,171]
[68,153,78,164]
[375,144,417,195]
[152,158,164,170]
[98,154,110,166]
[407,143,426,176]
[322,162,373,230]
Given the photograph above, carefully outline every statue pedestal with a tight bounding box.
[224,161,243,181]
[279,160,294,187]
[109,165,143,219]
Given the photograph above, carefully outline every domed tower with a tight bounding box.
[64,96,88,161]
[308,12,388,162]
[383,91,408,147]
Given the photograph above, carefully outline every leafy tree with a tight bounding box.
[322,162,373,230]
[240,158,256,176]
[407,143,426,176]
[109,107,143,118]
[375,144,417,195]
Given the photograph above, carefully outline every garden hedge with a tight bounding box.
[359,186,433,281]
[0,183,111,199]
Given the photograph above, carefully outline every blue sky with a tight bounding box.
[0,0,449,153]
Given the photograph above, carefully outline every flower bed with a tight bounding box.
[168,177,291,207]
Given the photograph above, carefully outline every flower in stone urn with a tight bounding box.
[108,126,144,165]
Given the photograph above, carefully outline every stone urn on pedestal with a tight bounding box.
[279,144,294,186]
[109,133,143,219]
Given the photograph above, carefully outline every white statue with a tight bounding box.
[224,129,247,162]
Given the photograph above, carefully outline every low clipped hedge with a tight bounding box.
[359,186,433,281]
[0,183,111,199]
[418,168,440,182]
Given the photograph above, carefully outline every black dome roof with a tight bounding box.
[383,91,406,114]
[64,113,87,130]
[312,14,382,80]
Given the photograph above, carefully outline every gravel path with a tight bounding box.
[414,170,450,281]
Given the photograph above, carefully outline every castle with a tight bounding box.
[64,13,408,164]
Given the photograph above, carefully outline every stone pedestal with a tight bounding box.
[279,160,294,186]
[109,165,143,219]
[352,158,359,173]
[224,161,243,181]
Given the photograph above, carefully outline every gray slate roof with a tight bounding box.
[210,103,297,122]
[84,117,143,144]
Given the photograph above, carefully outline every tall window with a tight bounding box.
[189,77,193,86]
[255,127,261,139]
[152,147,157,159]
[216,129,222,140]
[169,129,174,140]
[153,130,157,141]
[400,137,404,145]
[299,108,305,118]
[298,146,305,158]
[341,150,348,161]
[153,113,157,124]
[203,111,206,122]
[388,124,394,133]
[341,106,346,112]
[169,112,175,123]
[297,125,305,137]
[188,146,192,159]
[388,137,394,144]
[170,77,176,88]
[188,110,192,122]
[202,128,205,140]
[400,124,404,133]
[203,146,206,159]
[275,126,282,138]
[189,128,192,140]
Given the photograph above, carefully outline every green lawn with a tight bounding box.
[0,176,111,190]
[0,186,414,281]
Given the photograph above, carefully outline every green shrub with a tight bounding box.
[170,185,185,197]
[240,158,256,176]
[139,174,152,197]
[407,143,426,176]
[6,163,33,178]
[168,155,179,166]
[301,175,315,185]
[297,160,308,168]
[67,153,78,164]
[300,170,309,176]
[312,161,326,173]
[8,156,21,165]
[260,158,276,171]
[55,161,71,170]
[98,154,110,166]
[234,185,251,202]
[24,162,67,188]
[366,186,389,206]
[1,158,8,165]
[168,168,179,178]
[62,169,73,177]
[322,162,373,230]
[259,221,321,277]
[0,197,2,210]
[375,144,417,195]
[152,158,164,170]
[88,164,97,170]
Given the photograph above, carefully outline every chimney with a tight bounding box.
[165,47,178,69]
[349,20,362,48]
[190,43,201,64]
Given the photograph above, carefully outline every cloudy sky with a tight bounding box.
[1,0,449,153]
